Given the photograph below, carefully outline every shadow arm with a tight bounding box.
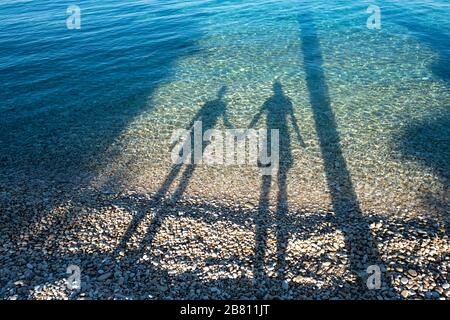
[169,112,200,150]
[290,108,306,148]
[186,112,201,130]
[223,112,234,129]
[248,105,266,128]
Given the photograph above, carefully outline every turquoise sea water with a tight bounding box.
[0,0,449,212]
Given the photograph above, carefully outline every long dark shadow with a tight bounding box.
[254,175,271,286]
[298,12,392,293]
[396,112,450,236]
[386,2,449,236]
[115,86,232,256]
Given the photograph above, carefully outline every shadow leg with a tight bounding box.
[255,175,272,288]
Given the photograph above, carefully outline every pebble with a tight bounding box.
[210,287,221,294]
[97,272,112,281]
[14,281,24,287]
[401,290,410,298]
[407,270,418,277]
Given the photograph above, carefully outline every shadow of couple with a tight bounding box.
[115,11,392,295]
[115,82,304,283]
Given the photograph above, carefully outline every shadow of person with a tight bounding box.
[115,86,232,257]
[249,81,304,291]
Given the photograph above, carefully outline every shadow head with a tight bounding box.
[273,81,283,96]
[217,86,227,99]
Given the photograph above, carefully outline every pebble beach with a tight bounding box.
[0,0,449,300]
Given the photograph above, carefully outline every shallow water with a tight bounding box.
[1,0,449,214]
